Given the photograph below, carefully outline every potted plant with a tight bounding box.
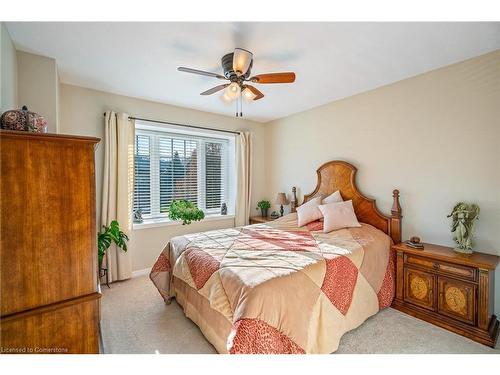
[97,220,129,270]
[256,200,271,217]
[168,199,205,225]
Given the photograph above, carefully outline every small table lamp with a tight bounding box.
[275,193,289,217]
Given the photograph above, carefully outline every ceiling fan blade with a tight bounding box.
[178,67,226,80]
[200,84,229,96]
[246,85,264,100]
[249,72,296,84]
[233,48,253,76]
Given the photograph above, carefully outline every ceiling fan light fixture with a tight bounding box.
[221,91,233,103]
[233,48,253,76]
[225,82,241,100]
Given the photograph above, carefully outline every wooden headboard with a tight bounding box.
[300,160,402,244]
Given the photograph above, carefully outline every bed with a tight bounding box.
[150,160,402,354]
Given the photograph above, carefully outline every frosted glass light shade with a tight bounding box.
[225,82,241,100]
[233,48,253,75]
[221,91,233,103]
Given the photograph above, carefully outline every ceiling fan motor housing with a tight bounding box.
[222,52,252,80]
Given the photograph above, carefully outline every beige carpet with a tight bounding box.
[101,275,499,354]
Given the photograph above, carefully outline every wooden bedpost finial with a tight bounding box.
[290,186,298,213]
[390,189,402,244]
[391,189,401,218]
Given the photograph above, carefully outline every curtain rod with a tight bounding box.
[103,113,240,135]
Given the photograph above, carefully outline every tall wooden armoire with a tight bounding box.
[0,130,101,354]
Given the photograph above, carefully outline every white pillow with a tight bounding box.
[318,200,361,233]
[297,196,323,227]
[322,190,343,204]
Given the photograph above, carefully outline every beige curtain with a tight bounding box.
[101,111,135,282]
[235,131,252,227]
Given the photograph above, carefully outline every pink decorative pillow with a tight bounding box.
[318,200,361,233]
[297,196,323,227]
[322,190,343,204]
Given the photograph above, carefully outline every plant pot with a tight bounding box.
[260,208,268,217]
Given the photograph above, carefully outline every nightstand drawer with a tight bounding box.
[404,254,476,282]
[437,262,476,282]
[405,254,435,269]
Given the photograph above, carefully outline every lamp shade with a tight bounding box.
[233,48,253,76]
[220,91,233,103]
[225,82,240,100]
[275,192,289,205]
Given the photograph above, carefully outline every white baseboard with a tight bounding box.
[131,268,151,278]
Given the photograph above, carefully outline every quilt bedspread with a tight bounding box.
[150,214,395,354]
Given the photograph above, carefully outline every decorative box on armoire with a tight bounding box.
[0,130,101,354]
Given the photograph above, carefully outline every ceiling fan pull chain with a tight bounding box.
[240,93,243,117]
[237,93,240,117]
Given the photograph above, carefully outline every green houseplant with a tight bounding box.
[256,200,271,217]
[97,220,129,269]
[168,199,205,225]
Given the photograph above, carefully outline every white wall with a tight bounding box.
[58,83,267,271]
[17,51,59,132]
[0,22,18,112]
[265,50,500,315]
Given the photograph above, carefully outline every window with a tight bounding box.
[133,124,236,222]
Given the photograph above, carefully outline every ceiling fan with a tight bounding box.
[178,48,296,117]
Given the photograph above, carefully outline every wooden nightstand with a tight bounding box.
[249,216,278,224]
[392,242,500,347]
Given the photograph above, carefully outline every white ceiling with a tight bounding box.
[6,22,500,122]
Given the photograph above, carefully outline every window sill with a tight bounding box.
[132,214,235,230]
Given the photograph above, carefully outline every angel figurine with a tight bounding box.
[133,208,144,224]
[447,202,480,254]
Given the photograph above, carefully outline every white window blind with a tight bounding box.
[134,126,234,220]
